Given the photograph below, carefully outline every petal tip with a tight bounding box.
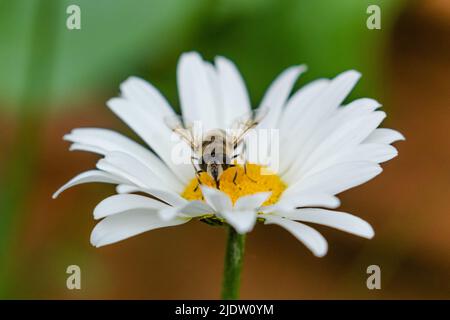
[52,186,65,199]
[296,64,308,73]
[347,69,362,78]
[363,225,375,239]
[312,240,328,258]
[179,51,202,64]
[314,249,328,258]
[397,132,406,142]
[90,226,106,248]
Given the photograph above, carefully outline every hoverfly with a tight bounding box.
[165,109,266,189]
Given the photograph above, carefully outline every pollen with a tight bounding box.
[181,164,286,206]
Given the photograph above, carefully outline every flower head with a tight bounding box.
[54,52,403,256]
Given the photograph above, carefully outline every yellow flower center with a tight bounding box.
[182,164,286,206]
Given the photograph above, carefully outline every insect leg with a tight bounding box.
[238,140,256,182]
[229,142,244,185]
[194,172,202,192]
[240,141,258,182]
[191,155,203,192]
[243,160,256,182]
[232,170,238,184]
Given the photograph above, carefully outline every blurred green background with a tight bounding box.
[0,0,449,299]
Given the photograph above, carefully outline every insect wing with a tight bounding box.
[164,115,199,151]
[230,108,268,146]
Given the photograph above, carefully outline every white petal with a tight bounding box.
[93,194,169,220]
[340,143,398,164]
[116,186,179,204]
[158,200,213,221]
[309,69,361,115]
[234,192,271,211]
[258,65,307,129]
[69,142,106,154]
[338,97,381,115]
[157,207,180,221]
[364,128,405,144]
[278,79,330,172]
[293,109,385,179]
[200,186,233,212]
[215,56,252,128]
[280,70,361,173]
[65,128,183,192]
[120,76,174,117]
[177,200,213,216]
[116,184,140,194]
[117,77,184,173]
[203,62,223,126]
[140,188,186,207]
[177,52,219,131]
[97,151,171,192]
[117,184,183,204]
[221,210,257,234]
[264,215,328,257]
[279,79,330,140]
[96,152,186,206]
[276,208,374,239]
[272,192,340,211]
[285,111,386,183]
[90,210,188,247]
[308,111,385,179]
[52,170,125,199]
[107,97,193,183]
[285,161,382,197]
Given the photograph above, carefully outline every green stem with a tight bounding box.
[221,226,246,300]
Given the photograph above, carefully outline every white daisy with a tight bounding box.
[53,52,404,257]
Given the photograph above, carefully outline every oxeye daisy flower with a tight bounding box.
[54,52,403,298]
